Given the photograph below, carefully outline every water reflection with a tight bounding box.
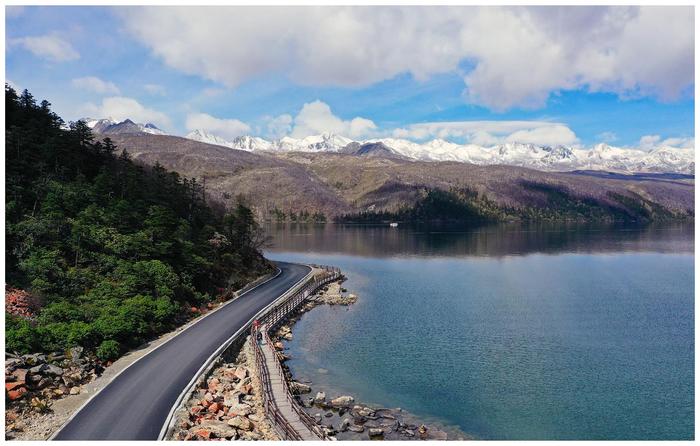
[265,222,694,257]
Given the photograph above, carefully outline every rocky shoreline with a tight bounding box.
[274,280,467,441]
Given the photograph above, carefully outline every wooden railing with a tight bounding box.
[251,265,342,441]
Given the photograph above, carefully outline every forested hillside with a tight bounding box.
[5,86,271,360]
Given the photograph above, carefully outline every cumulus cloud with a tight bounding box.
[185,112,251,140]
[82,96,171,128]
[660,137,694,149]
[10,34,79,62]
[263,114,293,139]
[638,134,694,150]
[290,101,377,138]
[392,120,579,146]
[72,76,120,94]
[120,6,693,111]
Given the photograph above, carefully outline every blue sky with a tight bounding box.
[5,6,695,148]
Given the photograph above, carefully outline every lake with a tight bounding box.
[264,222,694,440]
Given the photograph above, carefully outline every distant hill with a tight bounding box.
[104,133,694,223]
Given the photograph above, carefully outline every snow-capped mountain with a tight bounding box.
[182,129,693,174]
[80,116,693,174]
[84,118,166,135]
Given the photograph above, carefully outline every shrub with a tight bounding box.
[6,314,37,353]
[96,340,121,361]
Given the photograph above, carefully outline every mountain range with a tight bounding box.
[184,128,695,175]
[83,118,694,175]
[92,130,693,224]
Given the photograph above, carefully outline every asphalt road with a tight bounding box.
[53,261,311,440]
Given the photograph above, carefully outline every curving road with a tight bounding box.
[53,261,311,441]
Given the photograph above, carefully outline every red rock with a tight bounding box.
[6,381,25,392]
[208,402,220,413]
[5,287,40,319]
[190,406,204,415]
[194,429,211,439]
[208,378,220,392]
[7,387,27,400]
[240,384,253,395]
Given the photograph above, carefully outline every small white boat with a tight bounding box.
[389,222,398,227]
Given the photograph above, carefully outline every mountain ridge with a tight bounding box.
[88,117,693,174]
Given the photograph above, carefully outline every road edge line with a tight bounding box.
[49,267,283,441]
[156,265,314,440]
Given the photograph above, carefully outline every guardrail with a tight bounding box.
[252,265,342,440]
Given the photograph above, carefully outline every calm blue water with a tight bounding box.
[265,223,694,440]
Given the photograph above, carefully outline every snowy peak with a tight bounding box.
[186,129,236,148]
[180,129,694,174]
[84,117,166,135]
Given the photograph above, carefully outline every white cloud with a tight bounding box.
[185,112,251,140]
[660,137,694,149]
[638,134,662,150]
[392,120,578,145]
[505,125,579,146]
[143,83,166,96]
[264,114,293,139]
[82,96,171,128]
[72,76,120,94]
[638,134,694,150]
[10,34,79,62]
[290,100,376,139]
[120,6,693,111]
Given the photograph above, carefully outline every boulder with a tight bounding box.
[5,358,23,371]
[36,377,53,389]
[23,354,46,366]
[69,386,80,395]
[368,428,384,438]
[11,368,28,382]
[273,342,285,351]
[314,391,326,403]
[227,416,253,431]
[228,403,252,417]
[290,381,311,394]
[69,347,84,362]
[29,364,48,375]
[198,420,238,439]
[44,364,64,376]
[240,431,262,440]
[330,395,354,407]
[7,387,28,401]
[207,402,221,413]
[6,381,25,392]
[234,367,248,381]
[223,391,241,407]
[339,418,352,432]
[348,425,365,433]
